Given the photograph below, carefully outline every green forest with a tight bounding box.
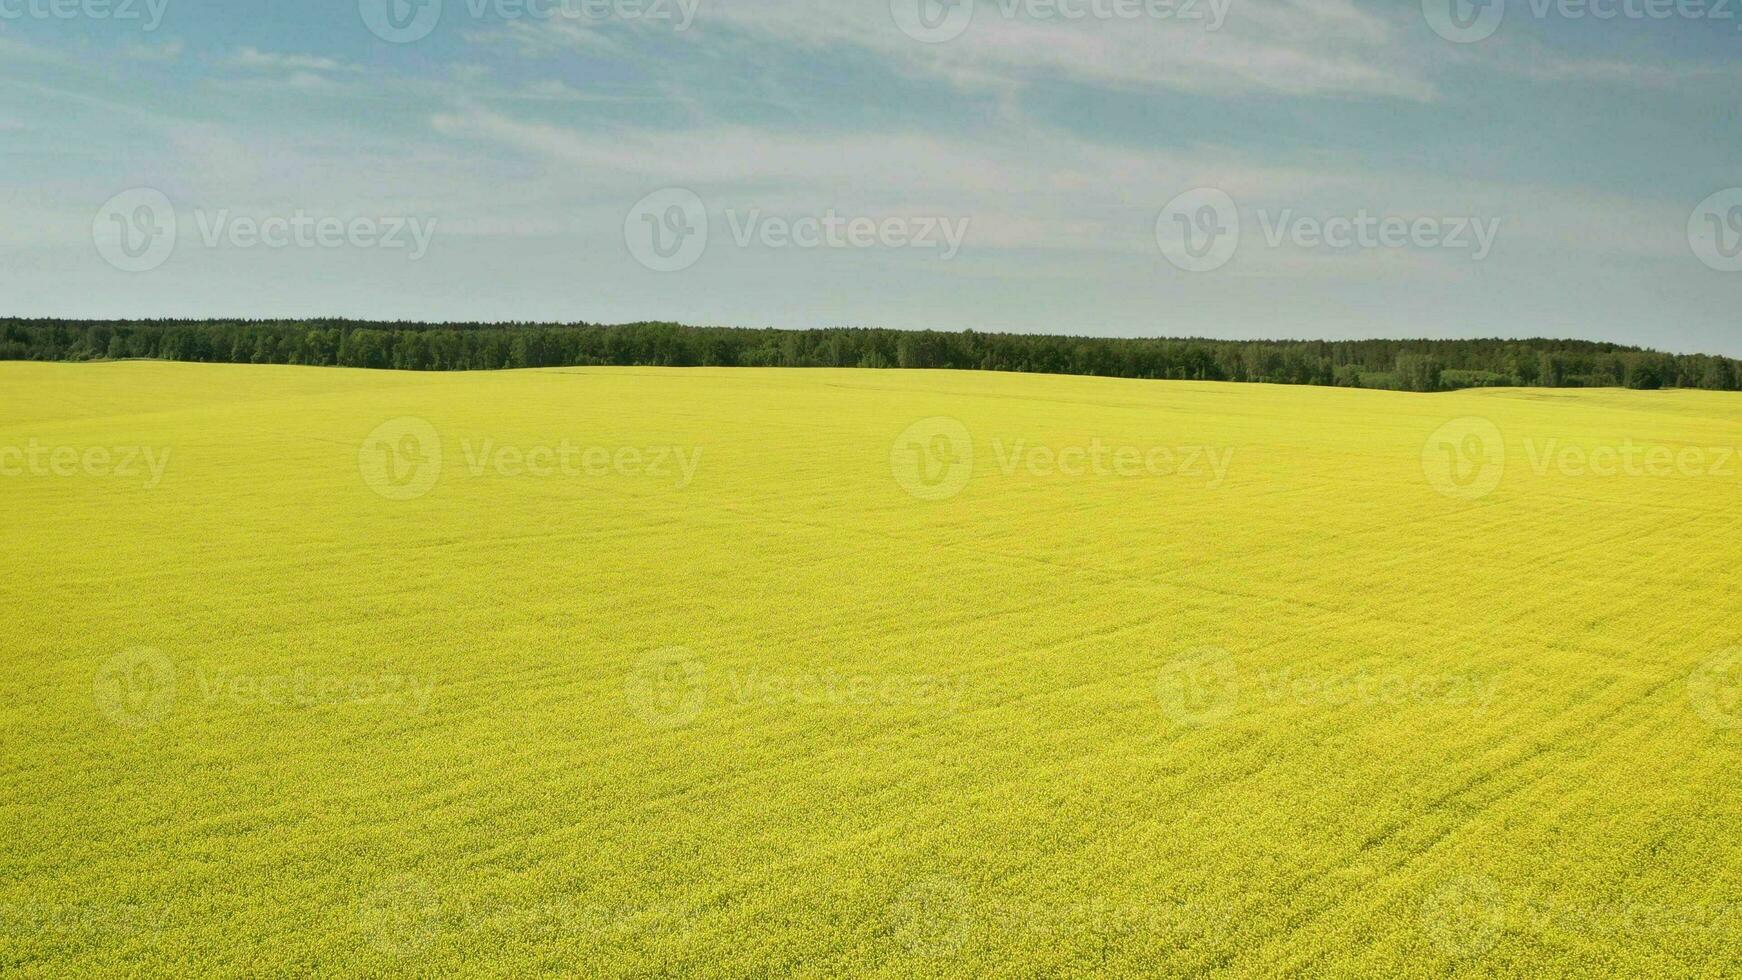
[5,318,1738,392]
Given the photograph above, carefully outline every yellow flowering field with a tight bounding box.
[2,360,1738,976]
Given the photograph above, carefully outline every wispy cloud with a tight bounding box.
[470,0,1438,101]
[120,38,185,63]
[224,47,361,74]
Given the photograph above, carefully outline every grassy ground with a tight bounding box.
[2,361,1739,976]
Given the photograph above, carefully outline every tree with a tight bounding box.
[1395,353,1443,393]
[1702,359,1737,391]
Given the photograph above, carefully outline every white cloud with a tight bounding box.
[476,0,1437,101]
[120,38,185,63]
[225,47,360,74]
[464,19,623,57]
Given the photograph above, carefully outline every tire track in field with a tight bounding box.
[1197,668,1699,976]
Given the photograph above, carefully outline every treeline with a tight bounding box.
[4,318,1738,392]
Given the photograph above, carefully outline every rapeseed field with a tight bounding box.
[2,361,1738,976]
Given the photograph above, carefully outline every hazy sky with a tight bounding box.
[3,0,1740,355]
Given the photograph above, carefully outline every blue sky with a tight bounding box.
[2,0,1740,355]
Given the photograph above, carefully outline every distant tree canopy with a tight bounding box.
[4,318,1737,393]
